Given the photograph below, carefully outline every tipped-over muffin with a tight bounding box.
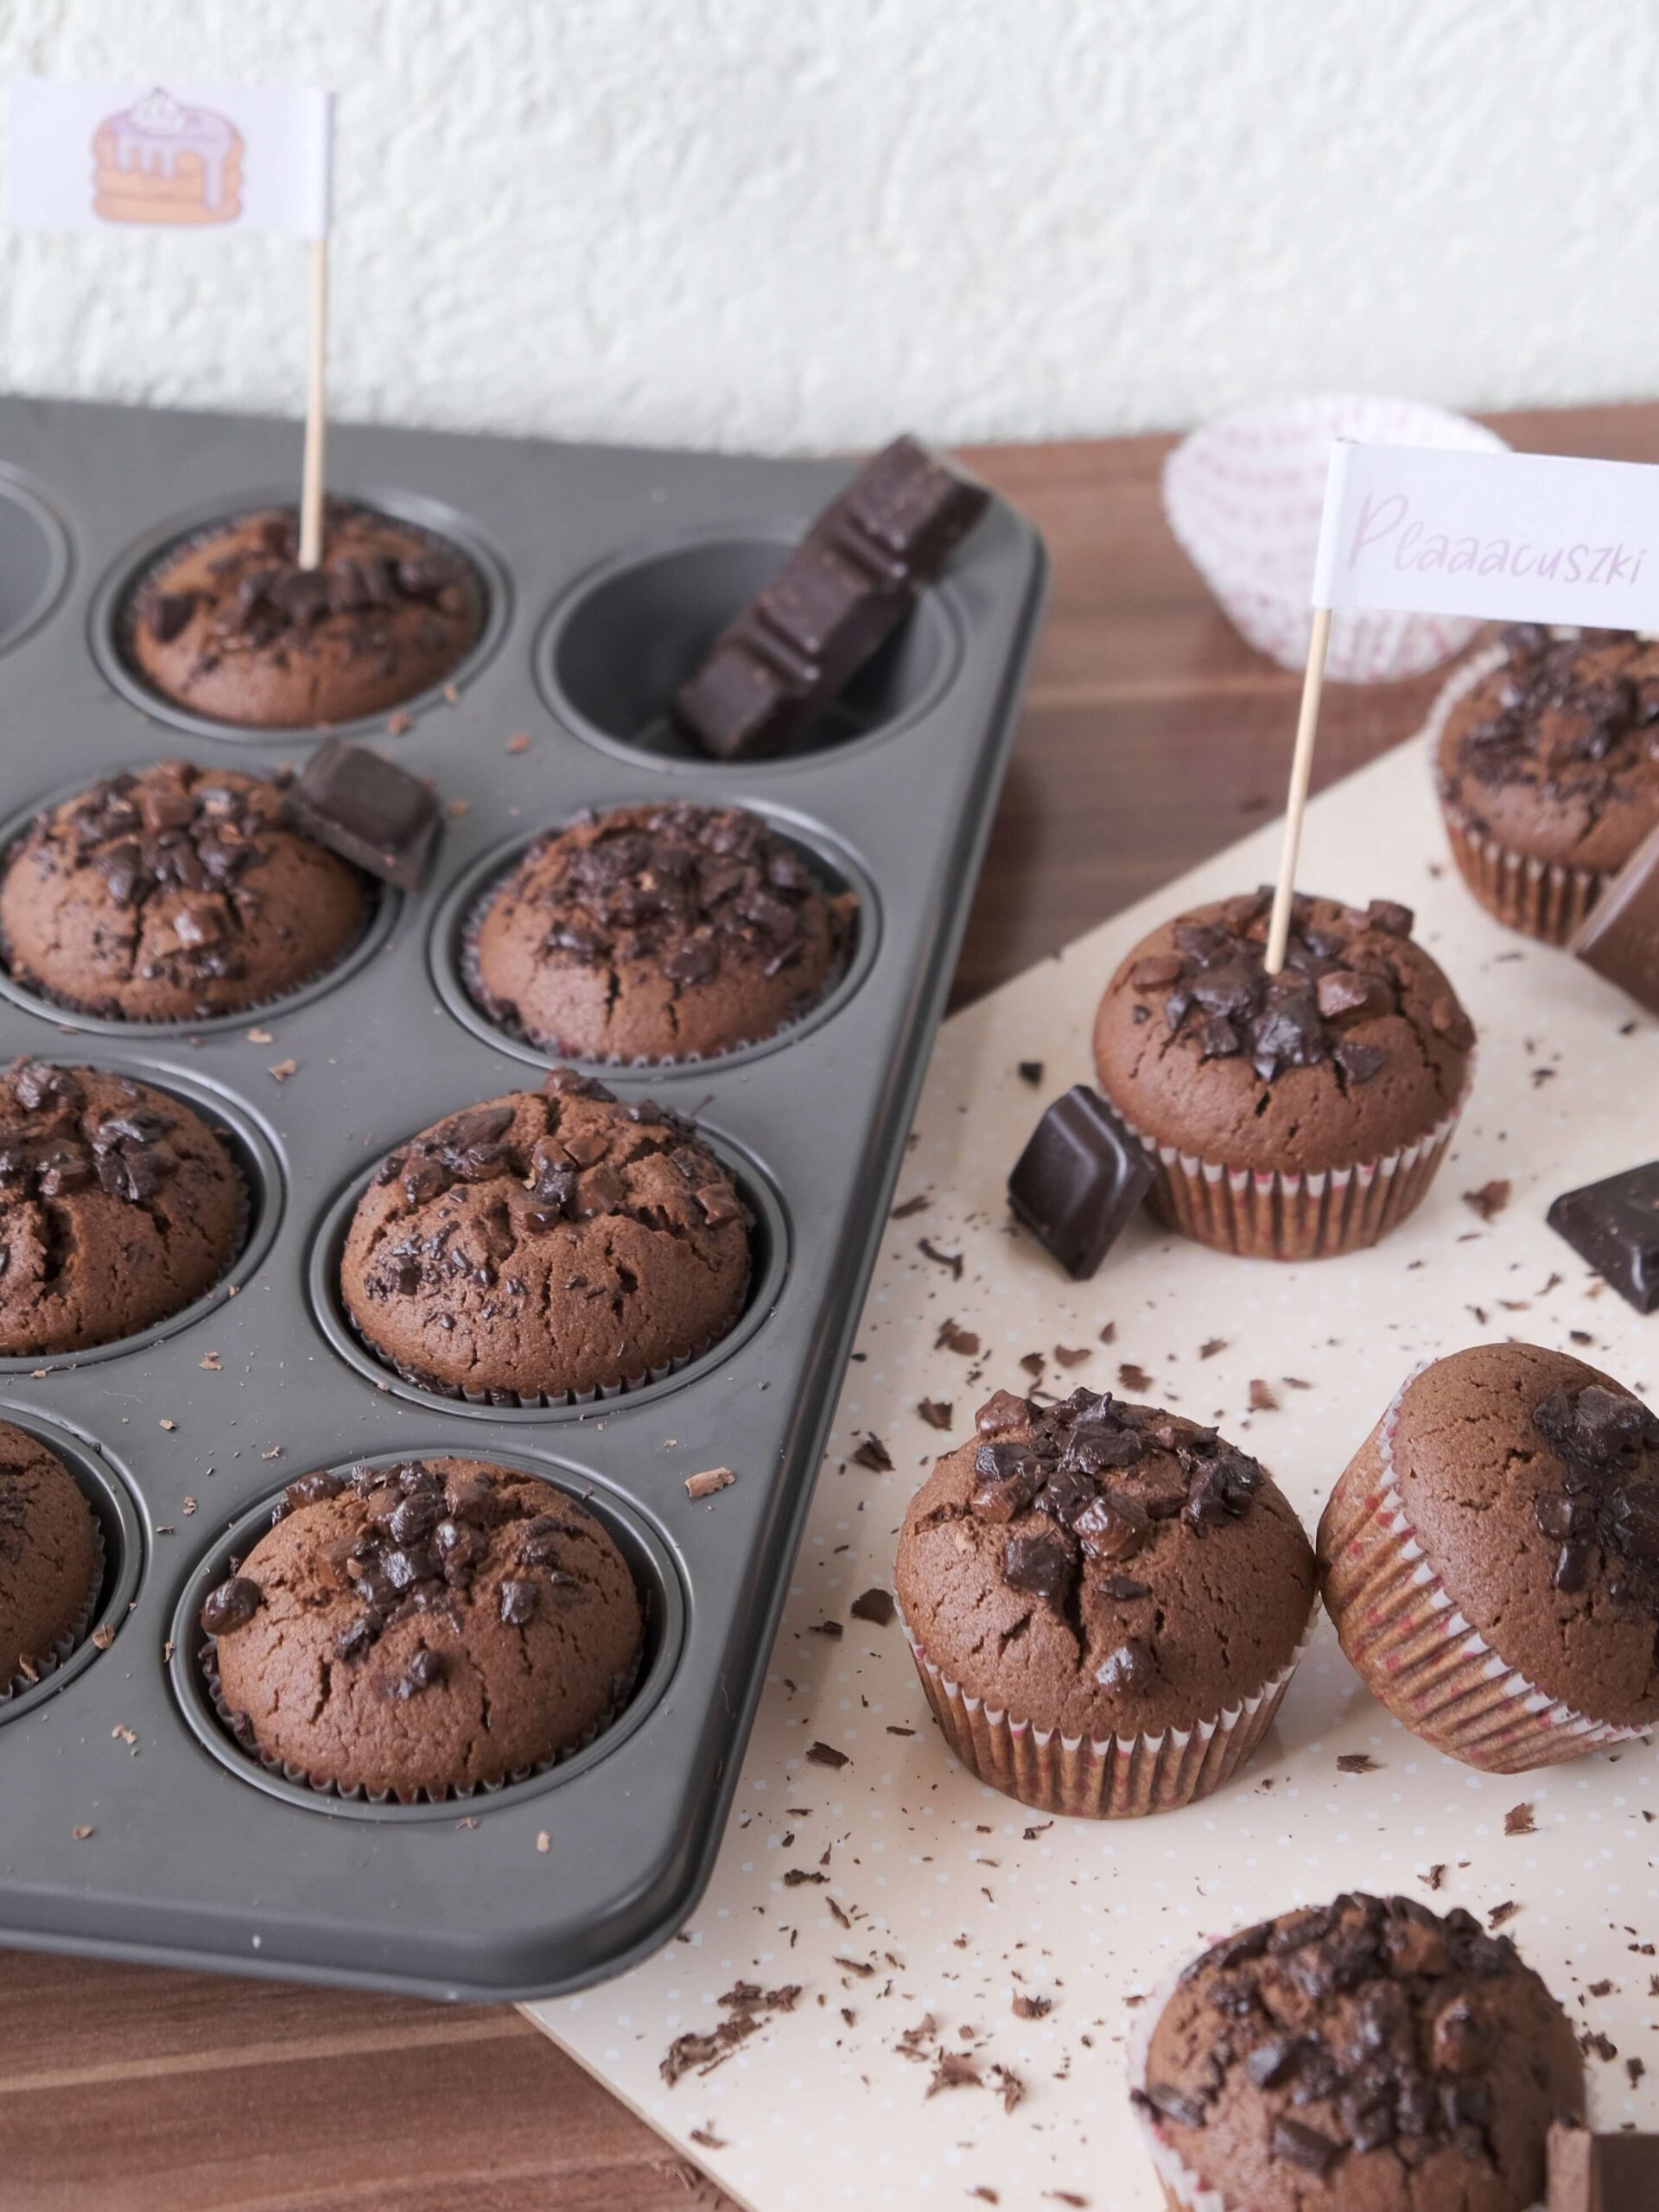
[0,760,370,1020]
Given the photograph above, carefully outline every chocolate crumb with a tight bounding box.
[849,1588,895,1626]
[1336,1751,1377,1773]
[1504,1802,1535,1836]
[685,1465,736,1500]
[1463,1179,1512,1222]
[806,1740,849,1770]
[852,1436,893,1471]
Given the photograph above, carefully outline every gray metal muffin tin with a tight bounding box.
[0,394,1046,2000]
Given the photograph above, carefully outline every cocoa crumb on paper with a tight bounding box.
[925,2050,982,2097]
[684,1465,735,1500]
[1198,1337,1228,1359]
[1248,1379,1279,1413]
[850,1588,894,1627]
[1018,1060,1044,1086]
[937,1319,980,1356]
[852,1436,893,1471]
[1504,1802,1535,1836]
[1117,1363,1152,1393]
[1053,1344,1090,1368]
[917,1397,954,1430]
[660,1983,802,2088]
[1019,1352,1046,1378]
[918,1237,963,1279]
[1462,1179,1511,1222]
[1337,1753,1377,1775]
[806,1741,849,1770]
[1425,1863,1446,1891]
[1098,1321,1116,1344]
[1013,1992,1052,2019]
[1488,1900,1519,1928]
[890,1192,930,1219]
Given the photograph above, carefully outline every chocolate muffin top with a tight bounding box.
[894,1385,1316,1738]
[1135,1891,1584,2212]
[0,760,370,1021]
[1375,1344,1659,1731]
[471,803,855,1062]
[339,1069,752,1402]
[0,1421,99,1689]
[0,1060,242,1356]
[128,501,483,729]
[1438,626,1659,874]
[1092,890,1474,1178]
[204,1457,644,1798]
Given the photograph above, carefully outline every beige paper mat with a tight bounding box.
[525,722,1658,2209]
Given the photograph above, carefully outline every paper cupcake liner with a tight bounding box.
[1,1517,105,1705]
[348,1299,739,1411]
[1114,1073,1469,1262]
[1318,1370,1645,1773]
[1425,641,1615,946]
[897,1596,1315,1819]
[1162,394,1507,681]
[456,861,856,1072]
[200,1631,642,1807]
[0,867,387,1030]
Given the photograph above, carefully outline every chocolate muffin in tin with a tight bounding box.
[126,499,485,729]
[0,1059,244,1357]
[467,802,857,1065]
[0,1419,101,1697]
[338,1069,752,1404]
[0,760,372,1022]
[200,1457,644,1801]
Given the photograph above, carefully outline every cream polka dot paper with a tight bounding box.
[525,728,1658,2209]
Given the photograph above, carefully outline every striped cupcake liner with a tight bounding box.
[1318,1370,1645,1773]
[1,1518,105,1706]
[347,1298,740,1412]
[200,1629,643,1808]
[1116,1077,1469,1263]
[897,1595,1315,1819]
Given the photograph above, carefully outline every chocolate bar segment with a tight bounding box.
[674,435,989,760]
[281,737,439,893]
[1008,1085,1155,1279]
[1571,820,1659,1012]
[1547,2122,1659,2211]
[1547,1160,1659,1313]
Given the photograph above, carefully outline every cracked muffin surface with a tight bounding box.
[0,1420,99,1688]
[894,1385,1316,1741]
[339,1068,752,1402]
[0,1059,243,1355]
[1092,889,1474,1180]
[471,802,855,1062]
[204,1457,644,1797]
[0,760,370,1021]
[127,500,484,729]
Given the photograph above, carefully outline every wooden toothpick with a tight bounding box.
[1264,602,1332,974]
[298,236,329,569]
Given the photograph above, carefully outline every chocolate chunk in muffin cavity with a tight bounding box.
[894,1387,1316,1742]
[674,436,989,760]
[339,1071,752,1402]
[126,500,484,729]
[1547,1161,1659,1313]
[280,738,439,892]
[0,760,371,1021]
[1135,1894,1584,2212]
[1007,1085,1156,1278]
[1570,817,1659,1011]
[207,1459,644,1798]
[0,1060,242,1357]
[470,803,856,1063]
[0,1420,99,1688]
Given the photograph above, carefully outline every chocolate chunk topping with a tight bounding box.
[0,1059,181,1212]
[1450,627,1659,813]
[200,1575,263,1637]
[1530,1382,1659,1616]
[1003,1532,1072,1603]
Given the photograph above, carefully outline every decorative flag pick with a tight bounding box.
[1265,435,1659,972]
[7,79,334,563]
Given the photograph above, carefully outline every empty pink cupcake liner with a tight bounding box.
[1319,1370,1644,1773]
[1,1518,105,1705]
[897,1596,1315,1819]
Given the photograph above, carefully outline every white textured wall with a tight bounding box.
[3,0,1657,454]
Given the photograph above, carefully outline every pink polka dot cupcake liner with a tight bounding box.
[896,1597,1315,1819]
[1318,1372,1644,1773]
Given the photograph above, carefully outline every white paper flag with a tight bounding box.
[1311,441,1659,629]
[7,79,332,238]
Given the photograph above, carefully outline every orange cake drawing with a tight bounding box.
[92,87,243,226]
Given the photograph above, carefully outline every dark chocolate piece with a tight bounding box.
[281,738,439,892]
[1571,820,1659,1011]
[1007,1084,1155,1278]
[1548,2123,1659,2210]
[674,436,989,760]
[1547,1162,1659,1313]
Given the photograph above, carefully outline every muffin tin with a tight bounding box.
[0,394,1046,1999]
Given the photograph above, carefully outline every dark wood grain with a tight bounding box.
[4,399,1655,2210]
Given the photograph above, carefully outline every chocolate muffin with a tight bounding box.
[893,1385,1317,1816]
[470,803,855,1063]
[1092,890,1475,1261]
[1437,625,1659,944]
[203,1458,644,1799]
[339,1069,751,1403]
[0,1061,242,1356]
[127,500,484,728]
[0,1421,99,1693]
[1132,1891,1584,2212]
[0,760,371,1021]
[1320,1344,1659,1772]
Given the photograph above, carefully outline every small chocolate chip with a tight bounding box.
[200,1575,263,1637]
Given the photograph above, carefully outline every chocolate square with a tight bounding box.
[1547,1161,1659,1313]
[1007,1085,1155,1279]
[1548,2123,1659,2211]
[1571,820,1659,1012]
[281,738,440,892]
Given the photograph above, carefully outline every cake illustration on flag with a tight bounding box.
[92,87,243,226]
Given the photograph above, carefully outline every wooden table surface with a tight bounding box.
[4,399,1655,2212]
